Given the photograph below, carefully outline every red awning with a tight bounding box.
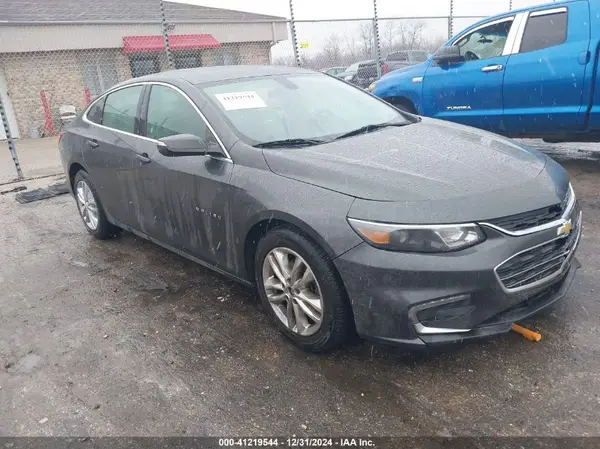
[123,34,220,54]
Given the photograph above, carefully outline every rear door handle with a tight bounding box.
[87,139,99,148]
[481,64,503,72]
[136,152,151,164]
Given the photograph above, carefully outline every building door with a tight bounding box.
[0,67,20,140]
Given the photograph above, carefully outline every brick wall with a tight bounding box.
[0,49,132,137]
[238,42,271,65]
[1,41,272,137]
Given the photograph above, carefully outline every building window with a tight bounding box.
[130,55,160,78]
[205,46,240,66]
[80,53,119,97]
[174,52,202,69]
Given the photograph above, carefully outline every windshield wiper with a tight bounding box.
[332,121,410,141]
[253,138,325,148]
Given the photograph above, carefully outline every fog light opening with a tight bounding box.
[409,294,474,335]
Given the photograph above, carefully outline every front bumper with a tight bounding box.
[335,215,581,350]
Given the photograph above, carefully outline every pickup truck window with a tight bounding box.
[520,10,567,53]
[456,19,513,61]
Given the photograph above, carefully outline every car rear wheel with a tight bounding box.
[73,170,120,240]
[255,227,354,352]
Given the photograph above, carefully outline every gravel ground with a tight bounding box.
[1,141,600,437]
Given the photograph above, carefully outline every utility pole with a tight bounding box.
[159,0,174,69]
[288,0,300,67]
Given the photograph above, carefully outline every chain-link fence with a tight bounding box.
[0,0,550,181]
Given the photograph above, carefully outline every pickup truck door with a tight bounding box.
[502,3,590,135]
[422,16,517,131]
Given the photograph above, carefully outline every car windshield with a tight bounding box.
[202,73,409,146]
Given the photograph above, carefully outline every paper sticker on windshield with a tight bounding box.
[214,91,267,111]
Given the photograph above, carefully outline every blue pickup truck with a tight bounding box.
[371,0,600,142]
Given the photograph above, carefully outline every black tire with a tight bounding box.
[254,226,354,352]
[73,170,121,240]
[391,100,416,114]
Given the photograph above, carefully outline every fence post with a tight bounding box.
[448,0,454,39]
[288,0,300,67]
[159,0,174,69]
[0,94,24,180]
[373,0,382,78]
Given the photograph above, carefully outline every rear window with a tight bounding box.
[520,10,567,53]
[409,51,429,62]
[388,52,408,62]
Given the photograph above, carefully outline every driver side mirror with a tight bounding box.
[432,45,463,64]
[157,134,224,158]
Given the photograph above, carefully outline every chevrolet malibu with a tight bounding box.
[59,65,581,352]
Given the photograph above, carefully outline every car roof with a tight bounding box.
[116,65,316,88]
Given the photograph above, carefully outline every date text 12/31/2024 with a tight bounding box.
[218,438,376,447]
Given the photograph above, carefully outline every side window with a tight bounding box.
[102,86,143,133]
[520,11,567,53]
[456,20,513,61]
[146,85,215,142]
[86,98,104,124]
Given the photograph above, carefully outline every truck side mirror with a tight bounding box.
[433,45,463,64]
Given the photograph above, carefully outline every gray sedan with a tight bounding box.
[59,65,581,352]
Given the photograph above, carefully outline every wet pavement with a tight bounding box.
[1,141,600,437]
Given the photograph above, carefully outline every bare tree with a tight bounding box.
[322,33,343,66]
[357,21,375,59]
[423,35,447,52]
[380,20,397,57]
[343,30,359,62]
[395,20,426,49]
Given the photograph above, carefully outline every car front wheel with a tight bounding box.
[255,227,354,352]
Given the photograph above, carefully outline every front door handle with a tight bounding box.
[481,64,503,72]
[87,139,99,148]
[136,152,151,164]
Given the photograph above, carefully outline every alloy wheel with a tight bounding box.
[76,180,99,231]
[262,247,324,336]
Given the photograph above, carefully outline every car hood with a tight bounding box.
[262,118,569,223]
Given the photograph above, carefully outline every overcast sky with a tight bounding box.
[172,0,553,20]
[168,0,555,60]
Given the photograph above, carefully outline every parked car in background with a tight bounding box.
[322,66,347,76]
[371,0,600,143]
[60,65,580,353]
[383,50,430,74]
[339,60,380,88]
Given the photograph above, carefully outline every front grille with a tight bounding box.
[496,204,580,290]
[486,187,571,233]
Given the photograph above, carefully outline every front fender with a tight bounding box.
[373,63,429,113]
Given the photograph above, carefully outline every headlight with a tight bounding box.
[368,82,376,91]
[344,75,353,81]
[347,218,486,253]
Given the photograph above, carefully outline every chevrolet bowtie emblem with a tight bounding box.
[557,219,573,237]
